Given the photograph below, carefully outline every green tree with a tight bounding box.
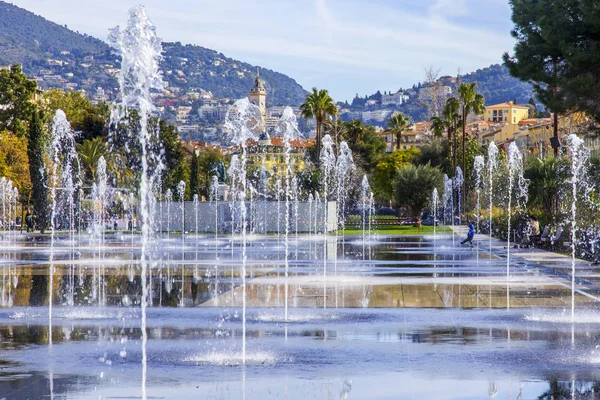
[27,111,49,233]
[457,82,485,178]
[0,65,38,137]
[524,157,569,216]
[189,151,200,199]
[527,97,538,118]
[197,147,225,198]
[387,113,410,151]
[444,97,461,173]
[77,137,107,182]
[395,164,443,224]
[323,117,348,153]
[160,120,190,199]
[0,131,31,199]
[429,115,449,138]
[503,0,572,155]
[372,148,419,204]
[300,88,337,165]
[414,140,451,173]
[43,89,108,142]
[342,119,386,172]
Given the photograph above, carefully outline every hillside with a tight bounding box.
[342,63,536,124]
[0,1,307,106]
[462,64,534,106]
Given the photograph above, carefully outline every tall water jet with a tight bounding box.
[432,188,439,248]
[276,107,301,322]
[335,142,355,245]
[487,142,499,254]
[49,110,81,341]
[92,156,109,305]
[473,155,485,265]
[505,142,528,307]
[320,135,336,309]
[109,7,164,399]
[566,134,590,323]
[224,97,264,364]
[177,180,186,307]
[209,176,219,303]
[473,156,485,232]
[454,166,464,225]
[360,176,371,260]
[442,175,454,245]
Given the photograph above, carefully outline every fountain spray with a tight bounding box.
[109,7,164,399]
[276,107,301,322]
[566,134,590,324]
[487,142,498,255]
[224,97,264,364]
[320,135,336,309]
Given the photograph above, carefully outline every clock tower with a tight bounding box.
[249,70,267,126]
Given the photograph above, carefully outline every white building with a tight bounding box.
[381,91,408,107]
[362,109,392,122]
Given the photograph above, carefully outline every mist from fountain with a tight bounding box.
[432,188,439,249]
[224,97,264,364]
[49,110,81,338]
[566,134,591,324]
[177,180,186,307]
[443,175,454,245]
[320,135,336,309]
[474,155,485,263]
[454,167,464,226]
[336,141,356,248]
[360,176,372,260]
[505,142,528,309]
[108,6,165,398]
[276,106,301,322]
[487,142,499,255]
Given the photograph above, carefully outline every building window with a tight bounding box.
[505,117,508,121]
[513,117,516,123]
[513,110,517,113]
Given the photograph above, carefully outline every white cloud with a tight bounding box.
[429,0,469,18]
[315,0,336,43]
[12,0,514,101]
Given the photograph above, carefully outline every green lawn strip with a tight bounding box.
[342,225,453,235]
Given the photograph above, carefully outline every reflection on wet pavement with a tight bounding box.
[0,233,600,399]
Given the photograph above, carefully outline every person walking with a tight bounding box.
[25,210,33,233]
[461,221,475,248]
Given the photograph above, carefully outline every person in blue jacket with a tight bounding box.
[461,221,475,248]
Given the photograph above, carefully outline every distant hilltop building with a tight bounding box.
[249,72,267,127]
[381,91,408,107]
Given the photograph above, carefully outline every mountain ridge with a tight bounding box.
[0,1,308,106]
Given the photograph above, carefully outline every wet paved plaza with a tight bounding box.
[1,232,600,399]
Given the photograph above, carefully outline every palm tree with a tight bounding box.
[300,88,338,166]
[524,157,569,216]
[444,97,461,173]
[76,136,107,182]
[323,117,348,154]
[387,112,410,151]
[457,83,485,176]
[430,115,450,138]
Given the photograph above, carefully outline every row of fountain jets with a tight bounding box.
[0,7,595,390]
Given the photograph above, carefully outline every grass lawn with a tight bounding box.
[342,225,453,235]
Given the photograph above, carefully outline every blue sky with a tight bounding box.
[13,0,515,102]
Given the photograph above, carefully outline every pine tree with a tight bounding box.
[27,111,49,233]
[189,151,199,199]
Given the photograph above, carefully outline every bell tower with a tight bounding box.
[249,69,267,126]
